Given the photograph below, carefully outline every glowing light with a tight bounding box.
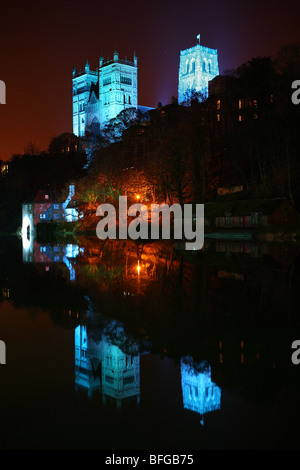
[137,261,141,275]
[136,195,140,200]
[22,215,32,252]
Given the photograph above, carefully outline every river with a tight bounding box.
[0,234,299,450]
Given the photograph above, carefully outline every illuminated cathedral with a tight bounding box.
[72,50,151,137]
[72,36,219,137]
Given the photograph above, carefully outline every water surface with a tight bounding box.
[0,235,299,450]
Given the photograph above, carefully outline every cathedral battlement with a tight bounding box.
[100,55,137,68]
[180,43,218,56]
[73,68,98,78]
[100,58,136,67]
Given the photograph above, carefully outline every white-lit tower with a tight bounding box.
[178,34,219,103]
[99,49,138,126]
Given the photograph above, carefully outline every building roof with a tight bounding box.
[33,190,54,203]
[23,188,67,205]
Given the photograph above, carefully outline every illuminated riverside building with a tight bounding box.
[181,356,221,425]
[75,321,141,408]
[21,215,81,282]
[22,184,78,234]
[178,35,219,103]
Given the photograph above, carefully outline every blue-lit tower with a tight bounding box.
[72,50,138,137]
[99,49,138,125]
[178,34,219,103]
[181,356,221,425]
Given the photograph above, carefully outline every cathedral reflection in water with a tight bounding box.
[181,356,221,425]
[75,321,141,409]
[74,319,222,420]
[21,227,222,420]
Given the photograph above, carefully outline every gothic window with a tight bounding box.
[202,59,206,72]
[121,75,132,85]
[103,77,111,86]
[208,60,212,73]
[126,356,133,368]
[190,60,195,73]
[123,376,134,386]
[129,95,131,104]
[186,60,189,74]
[106,356,112,367]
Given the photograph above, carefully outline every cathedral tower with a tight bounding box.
[72,51,138,137]
[178,34,219,103]
[72,60,98,137]
[99,49,138,126]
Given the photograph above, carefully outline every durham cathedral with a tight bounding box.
[72,35,219,137]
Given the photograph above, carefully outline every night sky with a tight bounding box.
[0,0,299,161]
